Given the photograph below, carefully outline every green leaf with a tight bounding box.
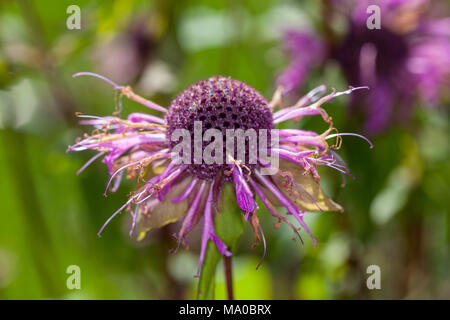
[196,241,221,300]
[196,184,244,300]
[270,159,344,213]
[137,178,192,241]
[215,184,245,248]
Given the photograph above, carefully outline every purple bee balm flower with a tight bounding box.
[278,0,450,134]
[68,72,371,276]
[277,31,327,94]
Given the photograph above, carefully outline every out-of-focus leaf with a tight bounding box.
[296,272,328,300]
[214,257,272,300]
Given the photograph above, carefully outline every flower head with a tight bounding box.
[166,76,273,181]
[278,0,450,134]
[68,72,371,276]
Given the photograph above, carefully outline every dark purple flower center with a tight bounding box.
[166,76,273,181]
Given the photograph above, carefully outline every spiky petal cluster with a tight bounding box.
[278,0,450,134]
[68,72,371,276]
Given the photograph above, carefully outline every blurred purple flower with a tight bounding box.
[93,16,158,84]
[278,0,450,134]
[68,72,371,276]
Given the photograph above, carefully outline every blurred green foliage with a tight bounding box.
[0,0,448,299]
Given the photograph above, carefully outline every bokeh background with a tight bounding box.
[0,0,448,299]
